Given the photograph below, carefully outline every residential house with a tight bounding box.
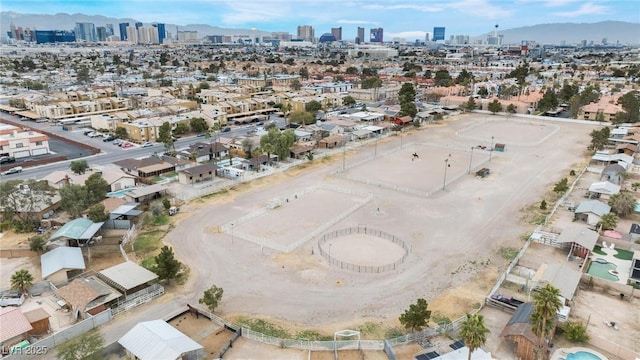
[113,157,175,179]
[573,200,611,226]
[601,163,626,185]
[178,163,217,185]
[0,124,50,158]
[41,246,86,284]
[56,276,121,320]
[0,307,33,349]
[181,142,229,163]
[290,144,313,159]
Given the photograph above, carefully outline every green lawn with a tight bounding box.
[133,231,164,253]
[614,248,634,260]
[593,245,607,255]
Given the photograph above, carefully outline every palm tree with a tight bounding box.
[531,283,562,359]
[458,313,490,360]
[282,102,292,127]
[11,269,34,294]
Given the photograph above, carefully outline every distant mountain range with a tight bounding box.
[474,21,640,45]
[1,11,639,45]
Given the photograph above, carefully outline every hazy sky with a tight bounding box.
[2,0,638,40]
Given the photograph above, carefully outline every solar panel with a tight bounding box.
[449,340,465,350]
[415,351,441,360]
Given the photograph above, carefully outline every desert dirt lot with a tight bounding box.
[165,114,600,334]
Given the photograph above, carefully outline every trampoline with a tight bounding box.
[415,351,440,360]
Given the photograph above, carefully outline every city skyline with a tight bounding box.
[2,0,638,41]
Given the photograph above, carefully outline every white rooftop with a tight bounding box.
[118,320,203,360]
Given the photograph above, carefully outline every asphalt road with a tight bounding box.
[0,112,257,182]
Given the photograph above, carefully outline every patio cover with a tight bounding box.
[556,226,599,250]
[48,218,104,242]
[574,200,611,217]
[588,181,621,195]
[110,203,143,219]
[98,261,158,293]
[532,263,581,300]
[118,320,203,360]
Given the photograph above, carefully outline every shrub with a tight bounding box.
[563,321,589,343]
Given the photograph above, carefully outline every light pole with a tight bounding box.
[443,158,450,190]
[489,136,494,162]
[328,243,332,259]
[468,146,474,174]
[231,222,234,244]
[374,135,378,157]
[342,141,346,171]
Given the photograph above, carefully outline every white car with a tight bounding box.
[141,142,154,148]
[1,166,23,175]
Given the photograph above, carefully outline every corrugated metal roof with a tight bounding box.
[48,218,94,242]
[574,200,611,217]
[556,226,599,250]
[99,261,158,291]
[41,246,86,279]
[0,307,33,342]
[118,320,203,360]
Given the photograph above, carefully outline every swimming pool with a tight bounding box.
[106,188,135,198]
[587,258,619,282]
[565,351,603,360]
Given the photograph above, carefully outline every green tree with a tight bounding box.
[162,198,171,210]
[540,200,547,210]
[115,126,128,139]
[199,285,224,312]
[343,95,356,107]
[173,122,189,135]
[153,246,182,281]
[0,179,56,230]
[538,88,559,113]
[618,90,639,123]
[158,121,174,149]
[242,138,255,159]
[11,269,33,293]
[76,65,91,84]
[488,99,503,114]
[299,66,309,79]
[458,313,490,360]
[505,65,529,86]
[434,70,453,87]
[288,110,315,125]
[456,69,474,85]
[59,184,89,218]
[305,100,323,114]
[57,330,105,360]
[587,127,610,151]
[399,298,432,332]
[506,104,517,114]
[598,212,618,230]
[477,87,489,98]
[70,160,89,175]
[361,76,382,89]
[189,117,209,133]
[531,284,562,359]
[562,321,589,343]
[87,203,109,223]
[260,127,296,161]
[608,192,638,218]
[398,83,416,103]
[84,173,109,205]
[29,235,46,253]
[400,100,417,118]
[462,97,477,112]
[553,178,569,194]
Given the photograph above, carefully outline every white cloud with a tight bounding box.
[218,0,292,26]
[444,0,513,18]
[552,2,609,17]
[362,4,443,12]
[515,0,580,6]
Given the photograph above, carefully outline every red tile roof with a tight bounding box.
[0,307,33,342]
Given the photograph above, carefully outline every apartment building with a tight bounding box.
[32,98,132,120]
[0,124,50,158]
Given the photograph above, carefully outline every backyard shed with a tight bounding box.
[118,320,204,360]
[532,263,582,301]
[588,181,621,197]
[494,143,505,152]
[500,302,537,360]
[23,308,51,336]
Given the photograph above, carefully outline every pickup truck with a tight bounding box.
[490,294,524,308]
[0,292,26,307]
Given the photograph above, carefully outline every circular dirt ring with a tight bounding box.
[317,227,409,273]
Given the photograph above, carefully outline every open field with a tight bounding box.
[166,114,600,330]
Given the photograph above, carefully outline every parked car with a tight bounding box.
[1,166,23,175]
[103,135,116,142]
[222,127,231,133]
[0,292,26,307]
[490,294,524,308]
[141,141,154,148]
[121,142,134,148]
[113,139,123,146]
[0,156,16,164]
